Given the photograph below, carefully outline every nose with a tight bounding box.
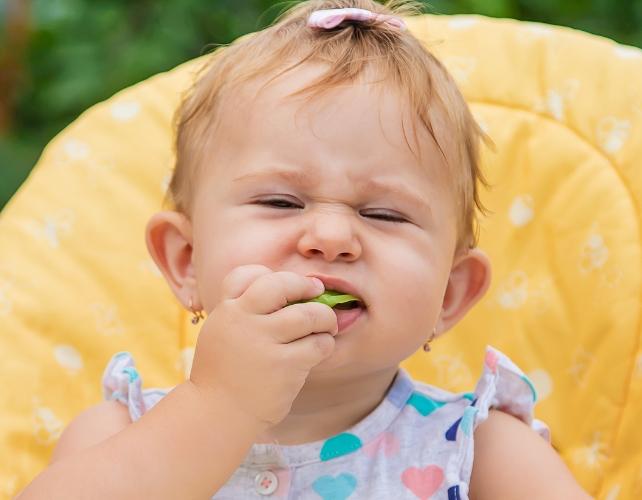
[297,208,362,262]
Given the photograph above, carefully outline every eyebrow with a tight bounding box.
[232,167,432,216]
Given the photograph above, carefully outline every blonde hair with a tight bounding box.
[167,0,490,253]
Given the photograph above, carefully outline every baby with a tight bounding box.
[18,1,591,498]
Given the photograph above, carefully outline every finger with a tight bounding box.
[282,332,336,369]
[239,271,325,315]
[268,301,339,343]
[221,264,274,301]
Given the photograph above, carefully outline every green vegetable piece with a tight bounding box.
[288,290,360,308]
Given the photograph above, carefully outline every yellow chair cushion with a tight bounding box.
[1,14,641,499]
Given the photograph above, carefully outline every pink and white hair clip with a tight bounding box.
[307,8,407,31]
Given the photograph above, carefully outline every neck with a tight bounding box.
[256,366,399,445]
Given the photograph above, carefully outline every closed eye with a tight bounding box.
[257,199,301,209]
[366,213,407,223]
[255,199,407,223]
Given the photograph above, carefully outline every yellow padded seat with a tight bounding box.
[1,14,641,499]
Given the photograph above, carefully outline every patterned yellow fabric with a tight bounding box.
[1,14,640,499]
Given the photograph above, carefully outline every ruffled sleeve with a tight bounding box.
[448,346,551,497]
[101,352,169,422]
[472,346,550,442]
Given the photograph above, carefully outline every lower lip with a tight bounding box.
[334,307,365,334]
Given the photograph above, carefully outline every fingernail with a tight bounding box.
[310,277,324,291]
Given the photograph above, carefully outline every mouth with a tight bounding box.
[334,304,364,333]
[333,300,363,310]
[312,290,365,311]
[300,274,368,334]
[306,274,368,310]
[308,289,366,335]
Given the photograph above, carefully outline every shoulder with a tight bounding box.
[468,410,593,500]
[50,400,131,464]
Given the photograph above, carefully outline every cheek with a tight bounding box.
[380,247,445,325]
[193,219,291,310]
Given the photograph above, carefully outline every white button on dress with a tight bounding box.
[254,470,278,495]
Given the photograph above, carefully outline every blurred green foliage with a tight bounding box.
[1,0,641,210]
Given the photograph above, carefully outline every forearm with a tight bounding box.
[18,381,264,499]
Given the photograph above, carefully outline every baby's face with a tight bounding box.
[189,63,459,374]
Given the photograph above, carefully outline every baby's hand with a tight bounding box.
[189,265,338,429]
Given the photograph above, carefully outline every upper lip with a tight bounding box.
[305,273,367,308]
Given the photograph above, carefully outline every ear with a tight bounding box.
[145,211,200,310]
[436,248,492,335]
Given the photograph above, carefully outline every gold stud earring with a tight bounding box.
[188,297,205,325]
[423,328,437,352]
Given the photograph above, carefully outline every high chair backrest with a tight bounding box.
[1,14,640,499]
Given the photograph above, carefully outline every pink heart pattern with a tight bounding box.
[401,465,444,499]
[362,431,400,458]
